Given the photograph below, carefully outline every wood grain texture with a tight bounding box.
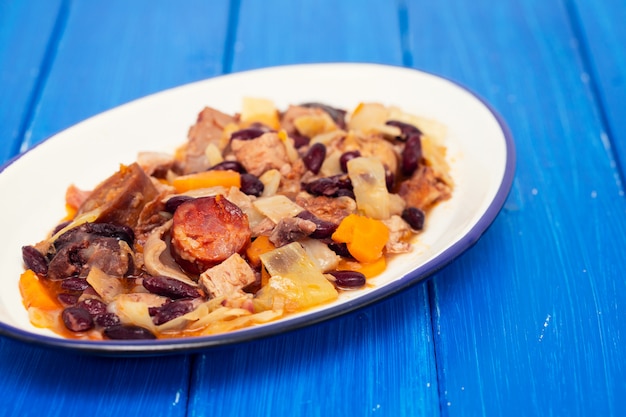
[2,1,625,416]
[0,1,64,163]
[570,0,626,183]
[401,0,626,414]
[23,0,233,149]
[229,0,404,71]
[190,288,438,417]
[189,1,440,416]
[0,338,190,417]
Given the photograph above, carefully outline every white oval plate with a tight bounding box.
[0,63,515,355]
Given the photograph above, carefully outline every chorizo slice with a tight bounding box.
[169,195,251,275]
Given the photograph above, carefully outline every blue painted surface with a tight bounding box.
[0,1,624,416]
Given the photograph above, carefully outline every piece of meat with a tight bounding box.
[76,162,159,229]
[133,187,172,246]
[65,184,91,212]
[178,106,236,174]
[398,165,452,211]
[199,253,256,299]
[269,217,316,247]
[230,132,291,177]
[382,215,412,254]
[169,195,251,275]
[136,151,176,178]
[295,192,357,225]
[47,224,134,280]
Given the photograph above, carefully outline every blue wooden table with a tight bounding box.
[1,1,625,415]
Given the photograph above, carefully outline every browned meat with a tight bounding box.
[295,192,357,224]
[47,223,134,280]
[269,217,316,247]
[136,151,176,178]
[398,165,452,210]
[230,132,291,177]
[77,163,159,229]
[65,184,91,212]
[133,192,170,246]
[169,195,251,275]
[276,157,307,199]
[199,253,256,299]
[177,106,236,174]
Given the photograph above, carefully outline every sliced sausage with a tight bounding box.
[169,195,251,275]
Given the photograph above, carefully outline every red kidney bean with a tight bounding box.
[142,275,202,299]
[22,245,48,276]
[328,270,366,289]
[60,277,91,292]
[291,132,310,148]
[328,242,353,258]
[95,313,121,328]
[296,211,338,239]
[230,127,268,141]
[401,207,425,231]
[385,168,396,191]
[304,175,353,197]
[104,324,156,340]
[77,298,108,316]
[62,307,94,332]
[240,173,264,197]
[165,195,196,214]
[400,134,423,177]
[301,102,347,129]
[385,120,423,141]
[303,143,326,174]
[58,293,79,306]
[339,150,361,172]
[208,160,247,173]
[152,300,194,325]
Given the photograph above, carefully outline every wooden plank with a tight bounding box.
[570,0,626,191]
[191,290,438,416]
[0,1,64,163]
[23,0,232,149]
[1,1,230,416]
[229,0,404,71]
[189,1,440,416]
[0,337,191,416]
[401,0,626,415]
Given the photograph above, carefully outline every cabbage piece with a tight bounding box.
[253,195,304,223]
[86,267,125,303]
[259,169,281,197]
[299,238,340,272]
[107,293,164,332]
[142,220,198,286]
[255,242,338,312]
[347,156,391,220]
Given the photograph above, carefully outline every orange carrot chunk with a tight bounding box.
[19,269,60,311]
[171,170,241,193]
[246,235,276,269]
[331,214,389,263]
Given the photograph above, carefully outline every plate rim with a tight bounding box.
[0,62,516,356]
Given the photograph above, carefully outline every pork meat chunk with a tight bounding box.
[199,253,256,299]
[230,132,291,177]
